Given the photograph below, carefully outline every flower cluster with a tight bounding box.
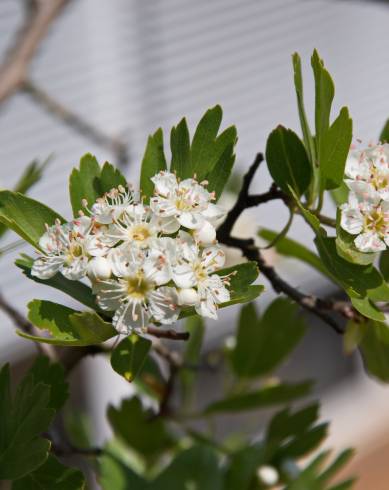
[340,143,389,252]
[31,172,231,334]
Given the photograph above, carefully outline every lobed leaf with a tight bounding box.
[18,300,116,346]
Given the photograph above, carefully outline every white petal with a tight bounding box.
[149,196,177,217]
[178,211,205,229]
[31,256,63,279]
[346,180,380,205]
[172,263,196,288]
[143,254,171,286]
[61,257,88,280]
[148,287,179,324]
[155,216,180,234]
[95,280,124,311]
[151,171,177,197]
[112,301,149,333]
[345,150,370,180]
[195,297,218,320]
[84,235,110,257]
[340,205,363,235]
[201,246,226,271]
[202,203,225,221]
[193,221,216,245]
[354,232,386,253]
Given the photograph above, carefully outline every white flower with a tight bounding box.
[340,191,389,252]
[172,232,230,319]
[345,144,389,202]
[96,247,179,334]
[150,171,225,231]
[32,217,96,280]
[87,185,135,224]
[105,203,179,249]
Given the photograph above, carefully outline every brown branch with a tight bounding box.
[23,79,129,167]
[0,0,70,103]
[217,153,359,335]
[146,326,190,341]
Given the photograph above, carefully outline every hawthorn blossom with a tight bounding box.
[32,216,108,280]
[172,232,230,319]
[105,203,179,249]
[87,185,135,224]
[150,171,225,232]
[345,144,389,202]
[340,191,389,252]
[95,247,179,334]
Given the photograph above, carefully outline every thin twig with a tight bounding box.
[146,326,190,341]
[23,79,129,167]
[0,0,70,103]
[217,153,360,334]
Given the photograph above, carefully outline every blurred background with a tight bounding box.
[1,1,389,488]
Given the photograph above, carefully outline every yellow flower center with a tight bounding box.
[126,272,152,299]
[129,224,151,243]
[194,262,207,282]
[66,242,84,264]
[364,208,387,235]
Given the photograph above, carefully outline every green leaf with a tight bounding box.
[205,137,236,200]
[266,126,312,196]
[69,154,127,216]
[16,255,97,310]
[349,294,385,322]
[0,364,54,480]
[359,321,389,381]
[19,300,116,346]
[100,161,127,192]
[69,153,101,216]
[12,454,86,490]
[99,451,148,490]
[170,117,190,178]
[331,181,349,206]
[216,261,259,292]
[204,381,312,414]
[107,396,174,460]
[0,191,64,248]
[154,445,223,490]
[267,404,320,446]
[231,299,306,378]
[292,52,315,165]
[343,320,366,354]
[190,105,222,178]
[285,449,355,490]
[140,129,167,199]
[13,158,48,195]
[380,118,389,143]
[224,443,266,490]
[320,107,352,190]
[259,228,331,280]
[180,316,205,408]
[379,250,389,281]
[29,356,69,410]
[311,49,335,156]
[111,334,151,382]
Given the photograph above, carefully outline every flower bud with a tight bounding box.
[178,288,199,306]
[257,465,279,486]
[87,257,112,281]
[193,221,216,245]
